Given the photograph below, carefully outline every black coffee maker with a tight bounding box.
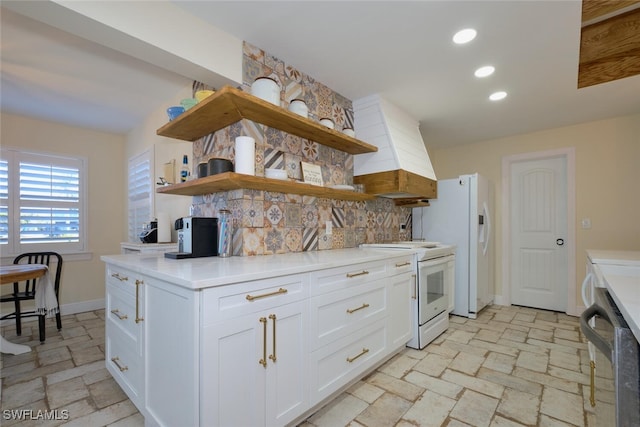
[164,217,218,259]
[139,220,158,243]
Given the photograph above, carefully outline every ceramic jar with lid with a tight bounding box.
[288,99,308,118]
[251,77,281,106]
[319,118,335,129]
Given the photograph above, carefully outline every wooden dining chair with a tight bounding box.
[0,252,63,342]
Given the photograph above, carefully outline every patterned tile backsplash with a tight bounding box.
[189,42,411,256]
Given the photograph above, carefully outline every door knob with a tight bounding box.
[556,238,564,246]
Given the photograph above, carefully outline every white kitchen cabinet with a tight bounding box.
[106,264,199,427]
[105,265,145,411]
[201,275,308,427]
[103,249,415,427]
[307,254,414,406]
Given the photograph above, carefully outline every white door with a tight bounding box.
[510,156,568,311]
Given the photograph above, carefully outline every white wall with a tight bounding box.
[429,112,640,313]
[126,85,193,243]
[1,112,126,311]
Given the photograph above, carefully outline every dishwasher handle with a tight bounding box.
[580,304,613,363]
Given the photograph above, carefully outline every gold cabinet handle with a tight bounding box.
[135,279,144,323]
[246,288,288,301]
[268,314,277,363]
[259,317,267,368]
[110,309,128,320]
[111,273,128,282]
[346,303,370,314]
[346,270,369,278]
[347,348,369,363]
[395,261,411,267]
[412,274,417,300]
[111,357,128,372]
[589,360,596,407]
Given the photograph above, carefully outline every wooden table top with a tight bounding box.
[0,264,47,285]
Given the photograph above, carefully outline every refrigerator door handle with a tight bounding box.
[480,201,491,256]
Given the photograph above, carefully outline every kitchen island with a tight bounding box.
[101,248,416,427]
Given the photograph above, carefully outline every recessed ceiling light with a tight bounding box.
[474,66,495,78]
[453,28,477,44]
[489,91,507,101]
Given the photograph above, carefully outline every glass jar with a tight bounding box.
[218,209,232,257]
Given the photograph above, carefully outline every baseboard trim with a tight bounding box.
[493,295,509,306]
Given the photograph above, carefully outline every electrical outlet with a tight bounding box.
[326,221,333,235]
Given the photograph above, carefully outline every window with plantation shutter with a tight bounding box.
[0,148,87,255]
[128,149,153,242]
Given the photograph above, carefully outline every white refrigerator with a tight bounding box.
[413,173,493,318]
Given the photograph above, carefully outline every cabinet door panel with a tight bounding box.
[265,303,308,427]
[145,281,198,427]
[389,272,413,348]
[202,314,266,427]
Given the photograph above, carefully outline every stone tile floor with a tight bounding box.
[0,304,594,426]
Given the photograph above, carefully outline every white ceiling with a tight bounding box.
[1,1,639,148]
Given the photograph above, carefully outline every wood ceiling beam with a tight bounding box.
[582,0,640,23]
[579,2,640,88]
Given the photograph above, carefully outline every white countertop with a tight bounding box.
[603,271,640,343]
[587,249,640,266]
[101,248,412,291]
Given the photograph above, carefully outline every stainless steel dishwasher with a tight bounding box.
[580,287,640,426]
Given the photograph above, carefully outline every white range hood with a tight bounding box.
[353,94,437,205]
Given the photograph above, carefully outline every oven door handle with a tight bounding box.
[580,304,613,363]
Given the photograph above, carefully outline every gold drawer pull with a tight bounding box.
[395,261,411,267]
[268,314,277,363]
[135,279,144,323]
[110,309,128,320]
[346,303,370,314]
[111,357,128,372]
[246,288,288,301]
[111,273,128,282]
[589,361,596,407]
[259,317,267,368]
[347,348,369,363]
[346,270,369,278]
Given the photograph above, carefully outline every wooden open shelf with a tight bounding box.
[156,86,378,155]
[156,172,376,201]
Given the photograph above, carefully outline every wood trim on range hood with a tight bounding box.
[354,169,436,206]
[578,0,640,88]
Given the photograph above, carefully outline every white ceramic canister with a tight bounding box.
[319,118,335,129]
[288,99,309,118]
[251,77,280,106]
[235,136,255,175]
[342,127,355,137]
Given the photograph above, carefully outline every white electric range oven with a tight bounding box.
[361,242,456,349]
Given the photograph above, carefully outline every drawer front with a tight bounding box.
[310,261,388,296]
[106,265,137,297]
[106,326,142,405]
[106,283,141,348]
[202,274,308,324]
[388,255,415,276]
[309,279,387,350]
[309,319,387,405]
